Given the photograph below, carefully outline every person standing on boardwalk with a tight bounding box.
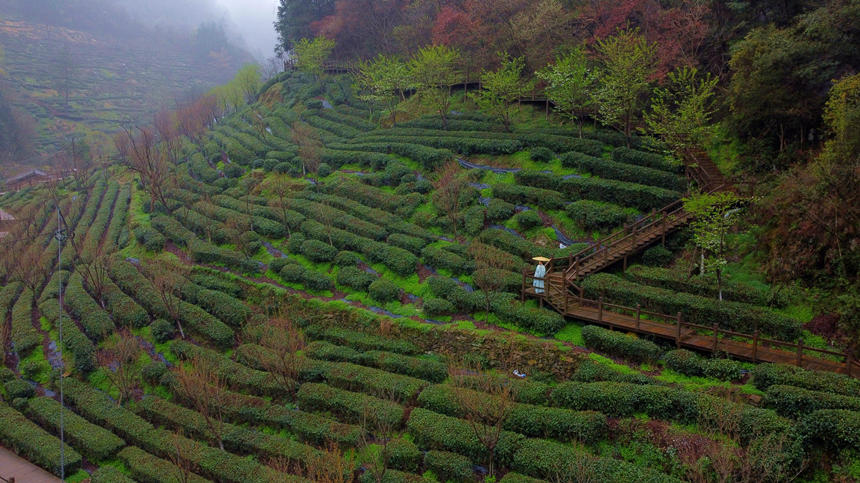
[532,256,549,294]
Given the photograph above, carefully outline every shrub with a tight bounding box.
[764,385,860,418]
[305,326,419,355]
[297,382,404,430]
[491,184,565,210]
[0,402,83,476]
[424,450,474,481]
[662,349,705,376]
[611,147,682,173]
[388,438,422,472]
[513,210,543,230]
[626,265,787,307]
[91,466,136,483]
[325,361,427,402]
[560,151,685,190]
[751,363,860,396]
[27,397,125,461]
[4,379,34,400]
[150,319,175,343]
[566,200,633,231]
[511,438,677,482]
[702,358,744,381]
[317,162,332,177]
[421,245,474,275]
[369,278,401,303]
[798,409,860,451]
[487,199,515,221]
[337,266,377,291]
[142,361,168,385]
[406,408,524,468]
[581,325,663,363]
[530,147,554,162]
[582,273,802,341]
[642,245,673,266]
[423,297,455,316]
[118,446,209,483]
[335,250,364,267]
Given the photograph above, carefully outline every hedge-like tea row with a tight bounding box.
[191,200,286,239]
[662,349,743,381]
[38,299,95,373]
[10,287,40,355]
[372,127,606,155]
[105,183,131,248]
[417,384,607,443]
[421,244,474,275]
[491,297,567,335]
[213,194,304,229]
[550,381,791,443]
[173,206,234,245]
[0,402,82,476]
[304,325,420,355]
[572,360,654,385]
[117,446,210,483]
[337,266,377,290]
[324,178,424,217]
[611,147,683,173]
[318,108,377,130]
[290,198,388,241]
[764,385,860,418]
[328,142,453,170]
[798,409,860,451]
[90,465,137,483]
[278,260,334,292]
[175,299,235,349]
[299,191,433,240]
[78,181,120,263]
[491,183,566,210]
[560,152,685,190]
[108,256,171,319]
[173,341,288,397]
[582,273,802,341]
[511,438,679,482]
[425,449,474,481]
[138,396,327,472]
[581,325,664,363]
[188,237,260,273]
[751,363,860,396]
[179,279,250,328]
[304,113,361,138]
[514,170,680,212]
[134,226,166,251]
[27,396,125,461]
[65,272,115,341]
[406,407,524,467]
[61,378,290,482]
[399,116,500,131]
[324,361,428,402]
[305,341,447,382]
[499,472,546,483]
[102,276,149,328]
[354,134,523,155]
[297,382,405,430]
[299,219,418,275]
[626,265,788,308]
[566,200,634,231]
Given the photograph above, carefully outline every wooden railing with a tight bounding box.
[521,271,860,377]
[542,198,688,280]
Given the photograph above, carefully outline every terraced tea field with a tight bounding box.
[0,72,857,482]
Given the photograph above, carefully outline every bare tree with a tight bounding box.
[469,241,516,321]
[97,330,142,405]
[360,393,398,483]
[116,126,171,210]
[249,317,305,396]
[269,443,352,482]
[173,356,231,451]
[269,177,298,237]
[168,429,197,483]
[154,109,180,164]
[152,270,185,339]
[431,161,468,236]
[447,360,517,478]
[290,121,322,176]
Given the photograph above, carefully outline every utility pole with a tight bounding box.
[54,203,69,481]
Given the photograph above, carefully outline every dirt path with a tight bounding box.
[0,446,61,482]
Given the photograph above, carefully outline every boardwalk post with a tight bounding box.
[623,255,628,270]
[635,304,641,330]
[753,331,759,362]
[796,339,804,367]
[598,297,604,324]
[661,214,667,246]
[847,351,854,377]
[521,269,526,302]
[675,312,682,348]
[564,289,569,313]
[712,323,719,354]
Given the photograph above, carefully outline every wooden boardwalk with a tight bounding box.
[523,284,858,376]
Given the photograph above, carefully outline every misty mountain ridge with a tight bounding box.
[0,0,255,168]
